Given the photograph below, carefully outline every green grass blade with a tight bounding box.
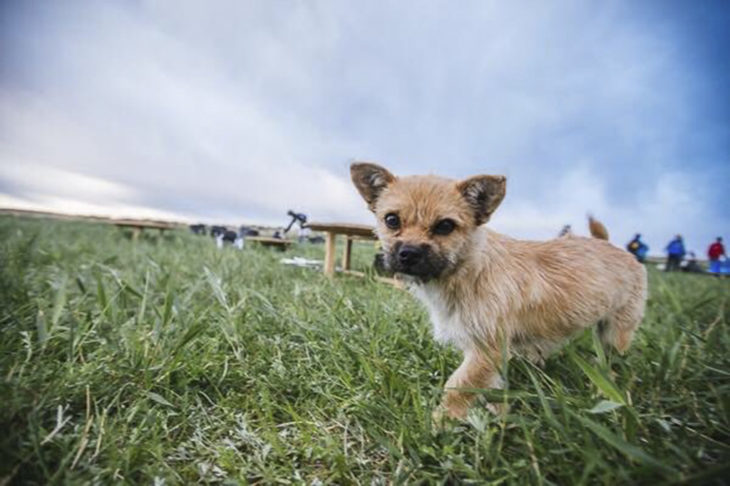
[570,351,626,405]
[569,410,676,476]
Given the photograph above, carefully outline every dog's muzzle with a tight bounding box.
[386,242,449,281]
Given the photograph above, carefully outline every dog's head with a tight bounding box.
[351,162,506,281]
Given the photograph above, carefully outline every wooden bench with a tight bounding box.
[245,236,293,250]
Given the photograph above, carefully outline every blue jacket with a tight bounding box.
[666,239,685,257]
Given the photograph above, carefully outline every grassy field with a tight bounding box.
[1,216,728,485]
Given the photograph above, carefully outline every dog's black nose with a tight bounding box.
[398,245,424,266]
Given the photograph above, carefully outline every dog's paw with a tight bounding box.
[431,406,446,427]
[432,403,467,426]
[485,401,508,416]
[431,407,458,430]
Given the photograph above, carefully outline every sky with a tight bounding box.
[1,0,728,254]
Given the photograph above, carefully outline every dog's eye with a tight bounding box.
[433,219,456,235]
[384,213,400,230]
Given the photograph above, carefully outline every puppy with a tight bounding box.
[350,162,647,420]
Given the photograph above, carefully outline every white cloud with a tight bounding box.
[492,168,716,255]
[0,162,133,202]
[0,194,187,222]
[0,0,726,250]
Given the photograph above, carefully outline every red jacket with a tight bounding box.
[708,242,725,260]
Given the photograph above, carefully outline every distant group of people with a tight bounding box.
[189,224,260,249]
[625,233,727,275]
[189,209,327,248]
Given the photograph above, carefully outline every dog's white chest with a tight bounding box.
[411,284,473,350]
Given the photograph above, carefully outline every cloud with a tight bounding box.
[492,167,714,254]
[0,0,727,253]
[0,162,133,202]
[0,193,186,222]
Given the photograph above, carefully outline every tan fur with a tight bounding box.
[351,163,647,421]
[588,214,610,240]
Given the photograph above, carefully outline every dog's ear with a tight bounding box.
[350,162,396,211]
[457,175,506,225]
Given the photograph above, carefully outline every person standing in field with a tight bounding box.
[627,234,649,263]
[665,235,685,272]
[707,237,726,274]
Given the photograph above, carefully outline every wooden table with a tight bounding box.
[245,236,293,250]
[305,222,377,276]
[113,219,178,240]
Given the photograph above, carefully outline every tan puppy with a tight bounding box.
[351,162,647,420]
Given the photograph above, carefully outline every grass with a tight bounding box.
[1,215,728,484]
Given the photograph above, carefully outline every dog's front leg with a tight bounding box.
[436,350,501,420]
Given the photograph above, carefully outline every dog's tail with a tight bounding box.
[588,214,609,240]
